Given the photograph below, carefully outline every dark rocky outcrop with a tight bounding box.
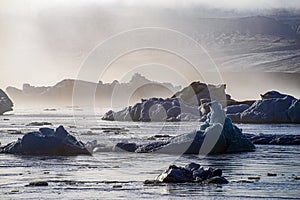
[0,89,13,115]
[146,163,228,184]
[0,126,91,156]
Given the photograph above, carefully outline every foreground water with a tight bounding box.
[0,108,299,199]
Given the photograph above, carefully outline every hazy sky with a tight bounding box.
[0,0,299,91]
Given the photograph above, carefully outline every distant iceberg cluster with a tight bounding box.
[103,82,300,124]
[103,97,201,122]
[103,82,235,122]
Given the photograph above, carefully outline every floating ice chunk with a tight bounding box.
[0,126,91,156]
[0,89,13,115]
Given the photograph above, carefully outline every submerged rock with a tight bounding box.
[0,89,13,115]
[153,163,228,184]
[267,172,277,176]
[26,181,48,187]
[0,126,91,156]
[26,122,53,126]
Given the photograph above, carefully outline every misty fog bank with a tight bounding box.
[5,72,300,110]
[220,72,300,100]
[1,1,300,90]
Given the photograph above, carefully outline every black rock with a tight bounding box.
[204,176,229,184]
[185,162,200,171]
[212,168,223,177]
[197,169,213,180]
[114,143,139,152]
[154,163,228,184]
[157,167,192,183]
[26,181,48,187]
[267,172,277,176]
[26,122,53,126]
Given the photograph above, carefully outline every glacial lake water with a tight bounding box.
[0,107,299,199]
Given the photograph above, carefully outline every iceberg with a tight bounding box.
[102,97,201,122]
[288,99,300,123]
[0,126,91,156]
[0,89,13,115]
[102,81,256,122]
[114,102,255,154]
[225,91,300,124]
[239,92,300,123]
[225,104,250,114]
[260,90,294,99]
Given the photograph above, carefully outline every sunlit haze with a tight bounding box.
[1,0,300,100]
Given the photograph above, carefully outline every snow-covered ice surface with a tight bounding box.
[0,107,299,199]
